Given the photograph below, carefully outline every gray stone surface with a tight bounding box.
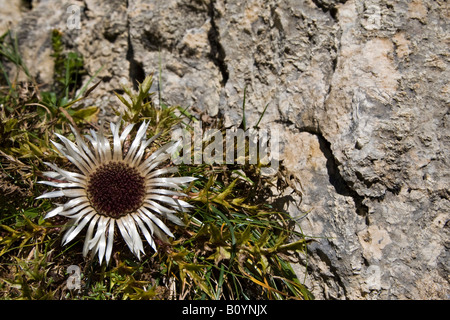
[3,0,449,299]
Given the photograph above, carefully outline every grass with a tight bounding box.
[0,29,313,300]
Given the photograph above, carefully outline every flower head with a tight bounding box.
[38,120,195,264]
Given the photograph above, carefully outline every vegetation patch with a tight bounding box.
[0,29,313,300]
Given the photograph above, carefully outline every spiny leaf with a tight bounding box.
[208,246,231,265]
[114,91,132,110]
[71,105,99,123]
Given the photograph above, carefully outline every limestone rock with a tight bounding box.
[4,0,449,299]
[0,0,31,35]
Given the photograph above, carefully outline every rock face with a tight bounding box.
[3,0,449,299]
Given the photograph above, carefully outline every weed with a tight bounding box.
[0,31,314,300]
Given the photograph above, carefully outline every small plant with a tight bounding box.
[0,33,313,299]
[113,74,182,137]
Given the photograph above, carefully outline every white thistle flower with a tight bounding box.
[37,120,196,265]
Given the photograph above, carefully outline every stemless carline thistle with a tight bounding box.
[37,120,196,264]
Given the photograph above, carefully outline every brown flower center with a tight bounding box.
[87,161,145,219]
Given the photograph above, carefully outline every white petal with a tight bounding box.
[62,189,87,198]
[137,210,169,243]
[147,194,193,211]
[137,141,174,172]
[36,190,65,199]
[53,137,90,174]
[143,199,184,226]
[140,147,178,176]
[132,132,162,166]
[83,215,100,257]
[43,162,86,184]
[62,197,90,211]
[123,215,144,258]
[54,133,82,155]
[116,218,135,253]
[54,135,92,174]
[146,167,178,179]
[132,214,156,251]
[125,121,148,163]
[139,207,174,238]
[97,219,108,264]
[62,211,95,245]
[146,181,182,190]
[130,138,152,167]
[110,121,117,135]
[119,123,135,144]
[141,160,163,177]
[147,188,187,197]
[117,216,142,259]
[144,199,176,214]
[88,215,108,251]
[105,220,115,265]
[111,121,122,161]
[45,206,64,219]
[41,171,63,180]
[136,138,170,166]
[97,126,112,162]
[148,176,197,185]
[38,180,84,189]
[50,140,67,155]
[62,205,93,219]
[71,125,99,168]
[85,131,100,160]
